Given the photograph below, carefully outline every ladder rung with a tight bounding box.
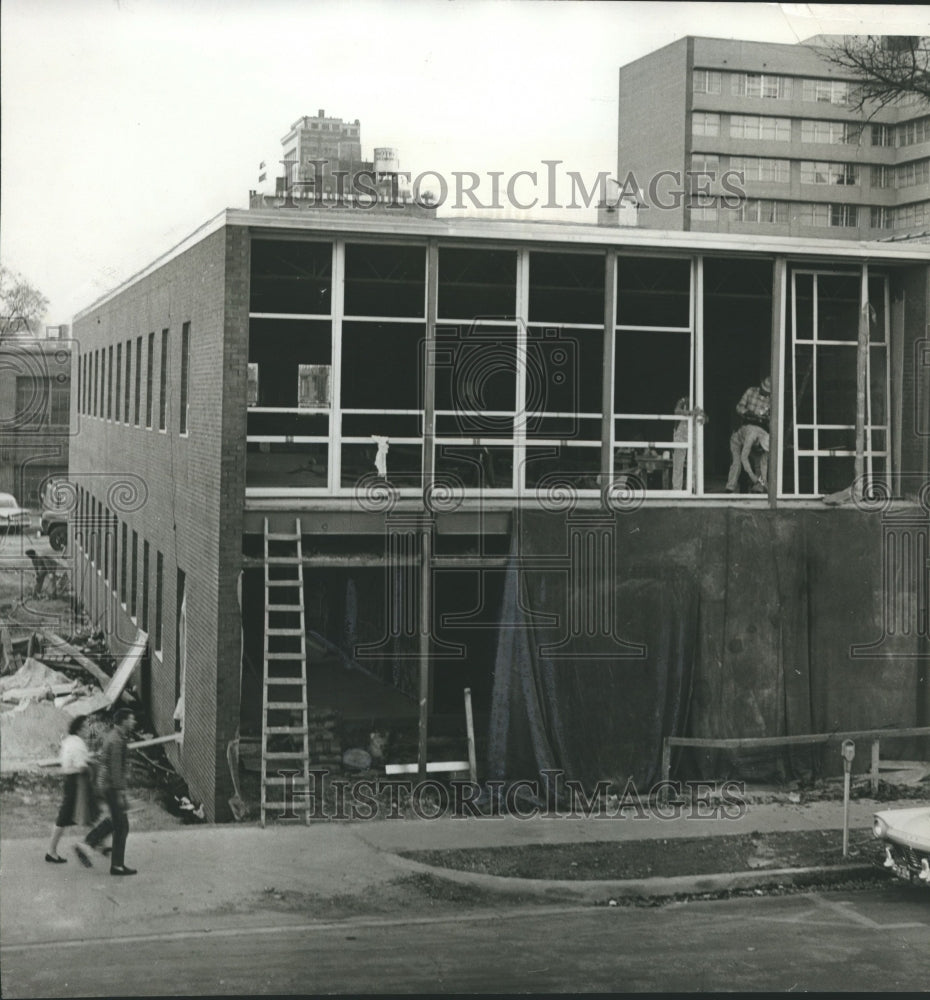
[266,581,302,588]
[266,701,308,710]
[266,628,304,636]
[264,678,306,687]
[265,726,309,735]
[263,776,309,786]
[264,750,310,759]
[266,532,301,541]
[267,604,302,612]
[266,557,302,565]
[265,653,304,661]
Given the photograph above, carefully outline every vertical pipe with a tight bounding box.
[871,739,880,796]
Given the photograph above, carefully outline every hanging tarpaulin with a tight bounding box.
[173,591,186,736]
[487,510,699,797]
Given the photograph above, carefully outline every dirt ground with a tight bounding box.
[402,828,884,881]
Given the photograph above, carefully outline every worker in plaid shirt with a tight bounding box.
[735,375,771,429]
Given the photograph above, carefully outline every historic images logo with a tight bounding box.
[276,769,748,822]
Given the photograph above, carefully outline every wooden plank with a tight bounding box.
[40,632,110,687]
[385,761,470,775]
[667,726,930,750]
[464,687,477,784]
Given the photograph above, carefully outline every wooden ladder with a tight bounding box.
[261,517,311,826]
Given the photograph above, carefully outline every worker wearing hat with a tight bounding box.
[735,375,771,430]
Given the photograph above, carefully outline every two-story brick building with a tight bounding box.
[69,209,930,819]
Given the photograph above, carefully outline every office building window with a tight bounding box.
[691,154,720,176]
[870,206,894,229]
[872,123,896,147]
[801,79,851,104]
[831,204,858,227]
[801,120,857,144]
[733,199,788,223]
[898,117,930,147]
[729,115,790,141]
[692,112,720,137]
[179,322,190,434]
[729,156,790,182]
[896,159,930,188]
[894,201,930,228]
[800,161,858,185]
[871,165,893,188]
[159,329,169,430]
[732,73,792,99]
[692,69,722,94]
[690,201,718,221]
[146,332,155,428]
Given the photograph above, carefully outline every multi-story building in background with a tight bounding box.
[617,36,930,239]
[0,335,72,506]
[250,110,432,215]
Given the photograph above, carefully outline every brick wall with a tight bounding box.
[70,223,248,820]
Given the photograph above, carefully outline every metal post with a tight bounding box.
[871,739,880,796]
[417,523,431,781]
[660,738,672,805]
[854,264,869,499]
[841,739,856,857]
[464,687,477,785]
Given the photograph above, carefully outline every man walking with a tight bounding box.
[76,708,138,876]
[24,548,64,599]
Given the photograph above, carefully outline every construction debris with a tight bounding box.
[40,631,111,687]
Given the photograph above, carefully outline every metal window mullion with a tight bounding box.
[329,240,345,494]
[423,240,438,496]
[693,256,702,495]
[884,275,892,480]
[812,274,820,495]
[790,270,799,495]
[513,250,529,494]
[771,257,786,506]
[602,254,618,491]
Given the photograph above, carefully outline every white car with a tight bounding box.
[873,806,930,888]
[0,493,29,533]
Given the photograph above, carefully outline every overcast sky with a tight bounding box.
[2,0,929,323]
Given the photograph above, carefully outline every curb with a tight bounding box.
[390,855,884,901]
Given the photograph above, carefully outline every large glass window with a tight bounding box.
[250,240,332,314]
[614,257,693,494]
[785,270,889,495]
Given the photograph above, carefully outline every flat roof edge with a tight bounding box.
[73,208,930,320]
[73,210,230,322]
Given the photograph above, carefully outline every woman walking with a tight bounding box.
[46,715,97,863]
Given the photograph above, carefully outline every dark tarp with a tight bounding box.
[487,507,927,790]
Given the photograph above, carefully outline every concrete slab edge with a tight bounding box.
[389,854,885,901]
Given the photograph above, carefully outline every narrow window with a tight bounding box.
[155,550,164,653]
[106,345,113,419]
[124,339,132,421]
[179,322,190,434]
[142,541,150,631]
[146,332,155,428]
[159,328,169,430]
[131,530,138,618]
[135,335,143,425]
[115,343,122,422]
[120,520,128,606]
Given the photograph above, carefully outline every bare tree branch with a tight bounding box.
[0,264,50,340]
[817,35,930,116]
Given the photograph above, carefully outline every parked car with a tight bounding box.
[0,493,29,534]
[873,806,930,888]
[39,508,68,551]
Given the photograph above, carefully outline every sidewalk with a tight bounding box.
[2,796,923,947]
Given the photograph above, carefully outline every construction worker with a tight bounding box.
[24,549,64,599]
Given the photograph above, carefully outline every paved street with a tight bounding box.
[3,887,928,996]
